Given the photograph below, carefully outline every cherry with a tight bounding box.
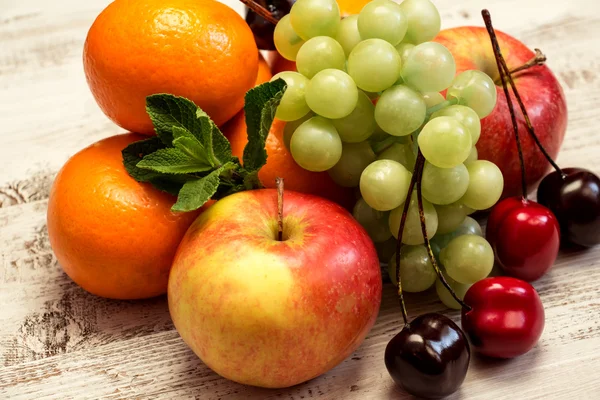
[486,197,560,281]
[461,277,545,359]
[385,313,470,399]
[246,0,293,50]
[537,168,600,247]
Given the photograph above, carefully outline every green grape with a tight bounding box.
[421,162,470,205]
[422,91,445,108]
[401,42,456,92]
[440,235,494,284]
[370,125,392,142]
[418,116,472,168]
[347,39,402,92]
[290,116,342,171]
[333,91,377,143]
[296,36,346,78]
[436,273,472,310]
[283,113,314,150]
[389,193,438,245]
[399,0,441,44]
[271,72,311,121]
[274,14,306,61]
[388,246,437,292]
[435,202,468,234]
[352,197,393,243]
[395,42,415,64]
[430,216,482,257]
[360,159,412,211]
[328,142,376,187]
[460,160,504,210]
[290,0,340,40]
[432,105,481,145]
[375,237,397,264]
[465,146,478,164]
[446,70,497,118]
[375,85,426,137]
[306,69,358,119]
[335,15,362,57]
[358,0,407,46]
[377,143,415,170]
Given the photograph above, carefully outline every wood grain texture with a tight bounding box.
[1,0,600,398]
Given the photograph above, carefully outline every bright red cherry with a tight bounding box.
[461,277,545,358]
[486,197,560,281]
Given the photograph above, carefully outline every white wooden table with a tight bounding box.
[1,0,599,398]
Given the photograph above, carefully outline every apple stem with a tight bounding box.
[276,177,284,241]
[239,0,279,25]
[483,10,565,181]
[414,151,472,311]
[493,49,547,85]
[482,10,529,200]
[394,158,422,327]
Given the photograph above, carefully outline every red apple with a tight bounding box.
[168,189,382,388]
[435,27,567,198]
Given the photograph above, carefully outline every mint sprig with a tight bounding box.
[122,79,287,212]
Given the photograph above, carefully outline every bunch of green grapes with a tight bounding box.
[274,0,504,307]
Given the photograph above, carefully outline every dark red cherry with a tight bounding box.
[246,0,294,50]
[537,168,600,247]
[461,277,545,359]
[486,197,560,281]
[385,313,470,399]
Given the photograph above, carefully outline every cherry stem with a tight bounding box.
[483,10,565,181]
[395,159,421,327]
[276,177,284,241]
[493,49,547,85]
[482,10,528,200]
[414,151,472,311]
[239,0,279,25]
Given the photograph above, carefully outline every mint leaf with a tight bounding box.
[146,95,204,145]
[243,79,287,172]
[172,126,214,167]
[195,109,233,166]
[122,136,167,182]
[136,148,213,174]
[171,167,224,212]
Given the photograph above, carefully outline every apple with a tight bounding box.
[435,27,567,198]
[168,189,382,388]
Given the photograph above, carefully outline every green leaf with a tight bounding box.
[136,148,213,174]
[243,79,287,172]
[122,136,167,182]
[195,109,233,166]
[171,167,224,212]
[146,94,204,145]
[171,126,214,167]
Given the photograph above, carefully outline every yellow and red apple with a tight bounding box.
[168,189,382,388]
[435,27,567,197]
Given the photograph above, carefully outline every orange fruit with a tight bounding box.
[338,0,371,16]
[47,133,202,299]
[268,52,298,75]
[256,53,273,85]
[223,113,355,209]
[84,0,259,134]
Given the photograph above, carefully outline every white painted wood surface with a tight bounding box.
[1,0,600,398]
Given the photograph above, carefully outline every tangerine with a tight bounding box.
[84,0,258,134]
[223,113,355,209]
[47,133,201,299]
[257,53,273,85]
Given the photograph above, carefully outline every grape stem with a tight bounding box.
[493,49,547,85]
[276,177,284,241]
[482,10,528,200]
[482,10,565,181]
[394,163,419,327]
[414,151,472,311]
[240,0,279,25]
[426,98,459,116]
